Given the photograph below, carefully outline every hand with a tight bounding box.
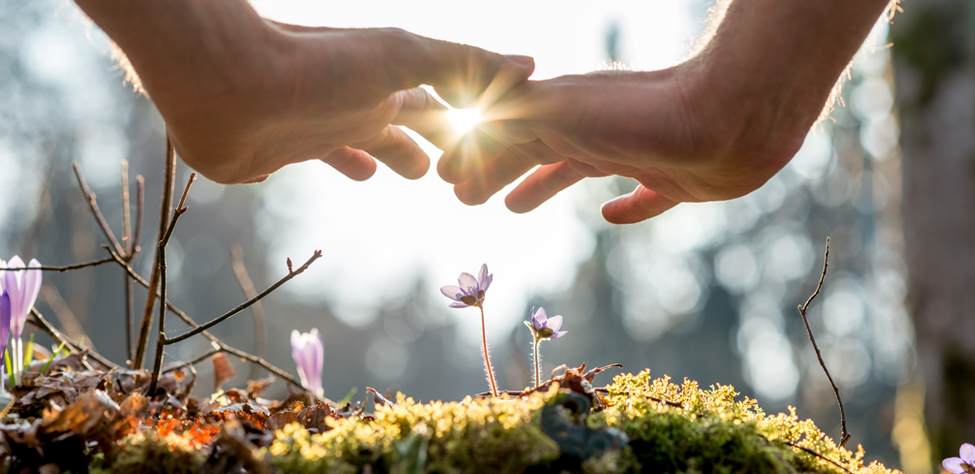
[74,0,535,184]
[436,61,804,223]
[430,0,891,224]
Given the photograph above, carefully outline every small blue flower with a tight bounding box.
[526,307,567,341]
[944,443,975,474]
[440,264,492,308]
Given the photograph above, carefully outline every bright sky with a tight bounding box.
[245,0,698,344]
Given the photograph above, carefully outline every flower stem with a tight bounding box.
[478,305,499,397]
[533,339,542,389]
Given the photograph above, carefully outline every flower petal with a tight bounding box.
[457,272,477,293]
[481,273,493,292]
[944,458,966,474]
[532,307,548,326]
[551,330,568,339]
[477,264,489,288]
[0,291,9,357]
[544,315,563,332]
[440,285,463,301]
[962,444,975,464]
[449,302,469,308]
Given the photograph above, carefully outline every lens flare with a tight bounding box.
[447,108,482,134]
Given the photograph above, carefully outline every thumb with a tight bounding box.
[600,185,680,224]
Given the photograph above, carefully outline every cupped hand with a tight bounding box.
[79,0,535,184]
[432,60,809,224]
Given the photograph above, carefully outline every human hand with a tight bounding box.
[74,0,535,184]
[434,62,805,224]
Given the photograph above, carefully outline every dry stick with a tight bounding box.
[103,247,306,390]
[783,441,853,474]
[72,162,124,257]
[230,245,267,380]
[134,135,177,369]
[0,258,115,273]
[163,250,323,345]
[126,176,145,362]
[28,308,117,370]
[121,162,134,362]
[148,173,196,396]
[797,237,850,448]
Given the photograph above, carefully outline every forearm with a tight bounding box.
[73,0,280,105]
[694,0,893,154]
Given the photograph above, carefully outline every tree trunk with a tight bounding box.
[891,0,975,459]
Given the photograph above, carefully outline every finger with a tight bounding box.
[377,29,535,104]
[437,127,510,184]
[454,140,567,206]
[351,125,430,180]
[391,87,454,149]
[600,185,680,224]
[505,159,607,213]
[321,147,378,181]
[242,174,270,184]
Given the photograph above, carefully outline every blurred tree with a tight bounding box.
[891,0,975,459]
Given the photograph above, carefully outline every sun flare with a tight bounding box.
[446,108,482,134]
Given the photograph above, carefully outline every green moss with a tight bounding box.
[104,371,897,474]
[93,431,206,474]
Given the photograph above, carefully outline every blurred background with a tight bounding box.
[1,0,972,472]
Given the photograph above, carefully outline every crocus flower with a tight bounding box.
[440,264,492,308]
[1,256,42,340]
[944,443,975,474]
[527,307,567,341]
[291,329,324,398]
[1,256,40,387]
[0,291,9,393]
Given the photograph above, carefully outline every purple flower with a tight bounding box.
[0,291,9,391]
[0,256,42,339]
[440,264,492,308]
[944,443,975,474]
[291,329,324,398]
[526,307,566,341]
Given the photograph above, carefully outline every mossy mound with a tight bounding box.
[100,370,899,474]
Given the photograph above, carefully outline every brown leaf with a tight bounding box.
[212,353,235,392]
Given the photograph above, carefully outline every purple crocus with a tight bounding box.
[944,443,975,474]
[527,307,567,341]
[440,264,492,308]
[1,256,41,387]
[291,329,324,398]
[1,256,42,340]
[0,291,9,393]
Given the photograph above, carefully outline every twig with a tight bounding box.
[132,176,145,257]
[148,173,196,396]
[796,237,850,448]
[103,247,306,390]
[72,162,124,257]
[163,250,323,345]
[230,245,267,380]
[134,134,177,369]
[162,349,222,375]
[125,176,145,362]
[121,161,132,255]
[0,257,115,273]
[28,308,117,370]
[783,441,853,474]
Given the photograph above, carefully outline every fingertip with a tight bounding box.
[454,182,489,206]
[323,148,378,181]
[504,192,533,214]
[504,54,536,78]
[600,187,680,224]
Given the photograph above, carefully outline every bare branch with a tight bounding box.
[783,441,853,474]
[121,161,132,254]
[163,250,323,345]
[230,245,267,380]
[0,257,115,272]
[72,161,124,256]
[796,237,850,448]
[131,176,145,258]
[103,246,306,391]
[134,134,177,369]
[149,173,196,396]
[28,308,116,370]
